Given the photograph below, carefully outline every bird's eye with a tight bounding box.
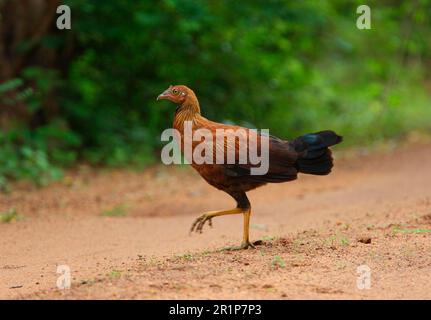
[172,89,179,95]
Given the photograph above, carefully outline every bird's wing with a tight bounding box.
[204,122,300,183]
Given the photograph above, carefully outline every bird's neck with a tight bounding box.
[173,95,202,131]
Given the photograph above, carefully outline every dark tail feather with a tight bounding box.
[293,130,343,175]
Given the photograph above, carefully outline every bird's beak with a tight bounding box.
[157,88,172,101]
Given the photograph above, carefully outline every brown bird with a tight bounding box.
[157,85,342,249]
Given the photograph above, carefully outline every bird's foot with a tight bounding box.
[190,213,213,234]
[220,241,256,251]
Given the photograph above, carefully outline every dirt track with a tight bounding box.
[1,143,431,299]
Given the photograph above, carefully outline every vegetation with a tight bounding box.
[393,227,431,234]
[101,204,129,217]
[0,208,21,223]
[1,0,430,188]
[271,255,287,269]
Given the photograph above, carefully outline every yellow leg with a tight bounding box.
[190,207,243,234]
[241,208,253,247]
[190,207,255,250]
[221,208,255,250]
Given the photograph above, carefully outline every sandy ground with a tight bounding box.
[0,143,430,299]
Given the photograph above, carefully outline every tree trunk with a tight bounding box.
[0,0,66,130]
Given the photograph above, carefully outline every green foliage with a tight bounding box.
[0,119,75,189]
[2,0,431,187]
[108,270,122,279]
[393,227,431,234]
[271,255,286,269]
[101,204,129,217]
[0,78,33,106]
[0,208,21,223]
[0,69,70,189]
[61,0,431,148]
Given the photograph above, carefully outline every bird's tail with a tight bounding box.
[292,130,343,175]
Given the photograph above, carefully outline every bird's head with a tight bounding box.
[157,85,192,104]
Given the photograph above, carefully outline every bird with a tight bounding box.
[157,85,342,250]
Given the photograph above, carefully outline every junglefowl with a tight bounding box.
[157,85,342,249]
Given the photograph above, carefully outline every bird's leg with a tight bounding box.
[190,207,244,234]
[191,192,255,250]
[241,208,255,249]
[221,208,255,251]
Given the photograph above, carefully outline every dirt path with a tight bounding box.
[1,143,431,299]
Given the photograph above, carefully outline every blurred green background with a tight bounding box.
[0,0,430,189]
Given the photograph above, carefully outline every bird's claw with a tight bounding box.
[190,214,213,234]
